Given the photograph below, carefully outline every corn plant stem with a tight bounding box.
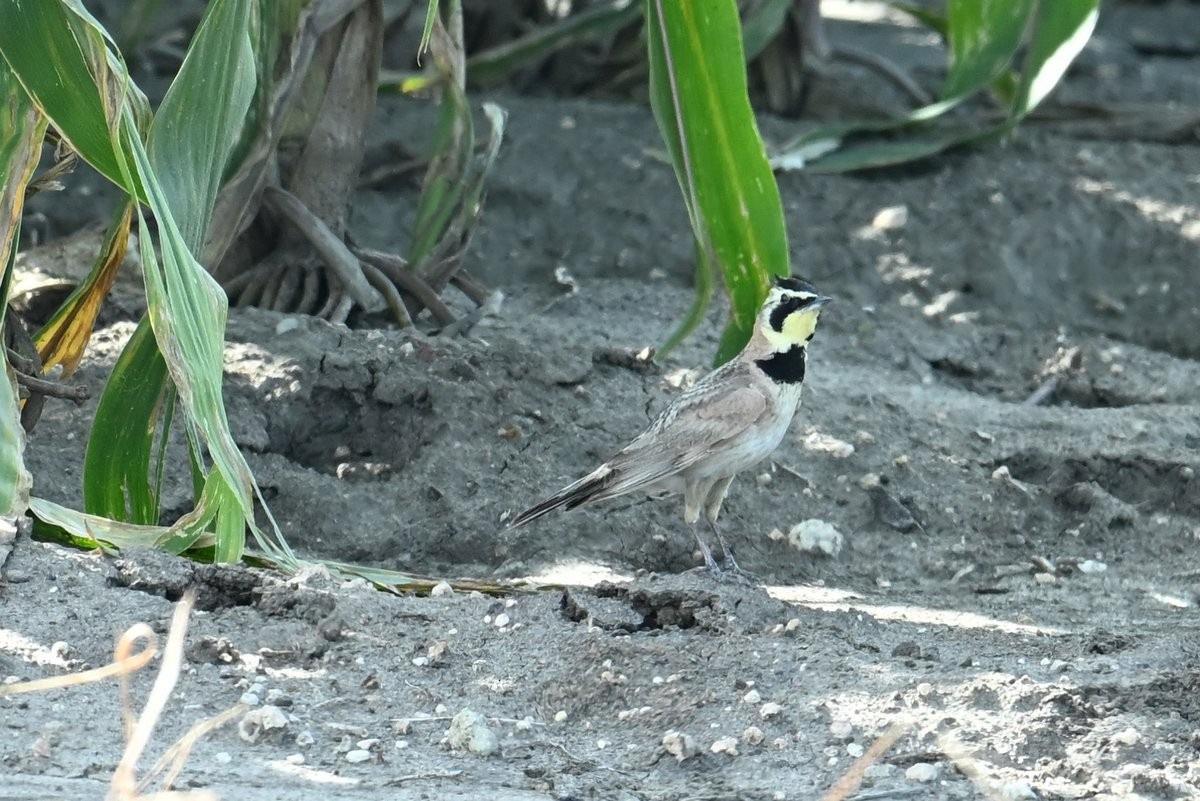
[262,185,384,313]
[451,270,492,306]
[11,369,89,403]
[352,245,457,325]
[258,261,286,311]
[219,266,259,296]
[832,45,932,107]
[331,294,354,325]
[316,287,341,320]
[272,264,304,312]
[360,260,414,328]
[234,269,267,308]
[299,268,321,314]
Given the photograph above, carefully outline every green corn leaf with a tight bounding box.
[34,203,134,377]
[942,0,1035,101]
[0,0,151,197]
[1011,0,1099,120]
[0,60,47,290]
[0,367,29,519]
[742,0,794,62]
[148,0,256,253]
[418,0,441,59]
[31,496,212,554]
[646,0,789,363]
[886,1,948,38]
[466,1,642,86]
[84,319,170,524]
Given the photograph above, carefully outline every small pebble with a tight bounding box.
[493,613,511,628]
[759,702,784,719]
[787,520,844,556]
[829,720,853,739]
[274,317,300,335]
[863,763,896,780]
[785,618,801,632]
[285,753,304,765]
[999,780,1037,800]
[237,705,289,743]
[265,689,291,706]
[742,726,765,746]
[1078,559,1107,574]
[446,709,499,756]
[710,736,739,756]
[1112,727,1140,746]
[345,749,371,763]
[872,204,908,230]
[239,692,261,706]
[554,710,568,723]
[906,762,939,782]
[662,730,698,762]
[214,752,232,765]
[295,731,315,747]
[430,581,454,597]
[846,742,865,757]
[742,689,762,705]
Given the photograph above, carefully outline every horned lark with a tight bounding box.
[507,276,831,576]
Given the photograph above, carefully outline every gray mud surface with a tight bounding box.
[4,4,1200,799]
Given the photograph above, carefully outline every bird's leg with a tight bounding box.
[690,520,723,575]
[684,486,723,576]
[706,517,755,580]
[704,476,756,580]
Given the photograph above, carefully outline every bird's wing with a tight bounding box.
[595,377,771,497]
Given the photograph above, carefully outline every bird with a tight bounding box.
[506,275,832,577]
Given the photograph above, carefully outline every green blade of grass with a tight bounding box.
[646,0,789,363]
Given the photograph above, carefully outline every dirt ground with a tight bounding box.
[4,2,1200,799]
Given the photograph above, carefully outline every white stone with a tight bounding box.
[905,762,939,782]
[787,520,844,556]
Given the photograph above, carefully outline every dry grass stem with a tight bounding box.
[820,721,909,801]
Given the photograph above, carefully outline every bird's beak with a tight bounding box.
[810,295,833,310]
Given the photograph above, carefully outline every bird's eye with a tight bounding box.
[769,294,805,332]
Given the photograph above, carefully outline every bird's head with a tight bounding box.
[758,276,832,352]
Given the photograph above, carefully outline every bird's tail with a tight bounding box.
[506,465,614,528]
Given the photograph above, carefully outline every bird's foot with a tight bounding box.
[688,553,757,584]
[718,552,758,583]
